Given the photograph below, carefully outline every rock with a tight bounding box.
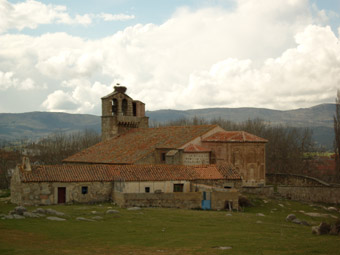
[14,206,27,215]
[3,215,14,219]
[300,220,310,226]
[46,216,66,221]
[91,211,97,215]
[256,213,265,217]
[329,220,340,235]
[76,217,95,222]
[106,209,120,214]
[12,214,25,219]
[304,212,329,218]
[292,219,302,225]
[127,207,141,211]
[225,213,232,216]
[32,208,46,214]
[256,220,263,224]
[263,200,268,204]
[278,204,284,207]
[327,207,338,212]
[45,208,65,216]
[312,222,331,235]
[213,246,232,250]
[23,212,40,218]
[92,216,103,220]
[286,214,296,222]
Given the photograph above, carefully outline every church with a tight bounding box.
[10,85,267,209]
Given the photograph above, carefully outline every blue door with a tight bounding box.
[201,191,211,210]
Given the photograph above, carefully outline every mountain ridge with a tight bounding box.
[0,103,335,149]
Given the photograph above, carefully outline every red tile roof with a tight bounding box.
[183,144,211,153]
[203,131,267,143]
[64,125,218,164]
[19,163,241,183]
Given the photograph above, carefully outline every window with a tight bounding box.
[173,184,184,192]
[122,99,128,116]
[161,152,166,162]
[145,187,150,193]
[81,186,88,195]
[112,99,118,115]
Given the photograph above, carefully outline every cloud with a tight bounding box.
[0,0,339,114]
[43,79,112,113]
[99,13,135,21]
[0,0,92,33]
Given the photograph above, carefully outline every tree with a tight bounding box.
[334,89,340,180]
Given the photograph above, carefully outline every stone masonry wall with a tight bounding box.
[11,177,113,205]
[277,186,340,204]
[113,191,239,210]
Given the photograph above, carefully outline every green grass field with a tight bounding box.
[0,196,339,255]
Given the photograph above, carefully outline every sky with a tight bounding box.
[0,0,340,115]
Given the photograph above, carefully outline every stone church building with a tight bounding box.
[11,85,267,207]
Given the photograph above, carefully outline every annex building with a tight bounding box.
[11,86,267,209]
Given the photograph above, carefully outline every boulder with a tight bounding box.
[106,209,120,214]
[23,212,40,218]
[127,207,141,211]
[292,219,302,225]
[32,208,46,214]
[14,206,27,215]
[256,213,265,217]
[46,216,66,221]
[329,220,340,235]
[45,208,65,216]
[312,222,331,235]
[92,216,103,220]
[76,217,95,222]
[286,214,296,222]
[12,214,25,219]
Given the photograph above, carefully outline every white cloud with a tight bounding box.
[99,13,135,21]
[0,0,92,33]
[0,0,339,114]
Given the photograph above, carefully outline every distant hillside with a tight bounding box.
[0,112,101,143]
[0,104,336,149]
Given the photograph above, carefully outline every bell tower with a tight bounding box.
[101,85,149,141]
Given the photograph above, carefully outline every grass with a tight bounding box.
[0,196,339,255]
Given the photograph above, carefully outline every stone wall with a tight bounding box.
[202,142,266,187]
[112,191,239,210]
[192,179,242,189]
[241,186,274,196]
[114,180,191,193]
[266,173,330,187]
[277,186,340,204]
[182,152,210,165]
[11,169,113,205]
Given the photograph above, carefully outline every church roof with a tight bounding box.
[183,144,211,153]
[19,164,241,183]
[202,131,267,143]
[63,125,218,164]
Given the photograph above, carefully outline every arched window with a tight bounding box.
[122,99,128,116]
[112,99,118,116]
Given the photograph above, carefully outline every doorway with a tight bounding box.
[58,187,66,204]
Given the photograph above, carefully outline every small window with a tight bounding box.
[173,184,184,192]
[161,152,166,162]
[145,187,150,193]
[82,186,88,195]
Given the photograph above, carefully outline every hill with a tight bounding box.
[0,104,336,149]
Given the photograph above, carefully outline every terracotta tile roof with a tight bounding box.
[216,163,242,180]
[202,131,267,143]
[63,125,218,164]
[184,144,211,153]
[20,163,242,183]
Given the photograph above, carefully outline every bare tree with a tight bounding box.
[334,89,340,180]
